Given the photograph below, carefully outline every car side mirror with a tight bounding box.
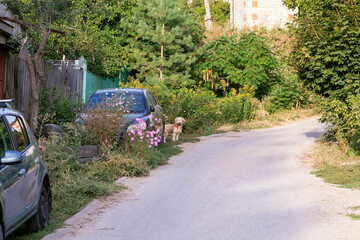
[1,150,22,165]
[150,106,155,112]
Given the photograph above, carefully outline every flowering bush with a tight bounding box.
[220,85,255,123]
[127,116,162,148]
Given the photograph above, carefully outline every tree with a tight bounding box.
[184,0,230,26]
[196,33,279,98]
[284,0,360,100]
[284,0,360,150]
[204,0,213,31]
[124,0,204,88]
[1,0,73,131]
[44,0,136,78]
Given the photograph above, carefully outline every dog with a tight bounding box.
[164,117,186,143]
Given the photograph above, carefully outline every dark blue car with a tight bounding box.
[80,88,165,140]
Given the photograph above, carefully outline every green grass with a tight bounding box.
[348,214,360,220]
[305,140,360,220]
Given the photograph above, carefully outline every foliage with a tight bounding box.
[284,0,360,152]
[165,88,220,132]
[79,98,127,145]
[44,0,136,78]
[320,96,360,153]
[185,0,230,25]
[219,86,255,123]
[286,0,360,100]
[1,0,73,51]
[38,88,83,125]
[196,33,280,98]
[122,0,204,87]
[264,76,316,113]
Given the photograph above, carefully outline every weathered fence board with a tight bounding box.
[5,55,81,121]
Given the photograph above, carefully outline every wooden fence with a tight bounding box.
[4,55,82,121]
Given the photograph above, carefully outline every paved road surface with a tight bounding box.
[44,117,360,240]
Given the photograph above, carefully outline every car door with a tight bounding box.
[17,116,40,210]
[146,91,163,120]
[0,116,27,229]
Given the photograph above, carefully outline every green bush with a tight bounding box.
[320,95,360,152]
[39,88,83,125]
[165,88,220,132]
[196,32,280,98]
[220,95,253,123]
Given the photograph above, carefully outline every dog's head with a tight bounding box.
[174,117,186,126]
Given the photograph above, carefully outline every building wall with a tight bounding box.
[230,0,296,30]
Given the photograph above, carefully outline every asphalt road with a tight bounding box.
[45,117,360,240]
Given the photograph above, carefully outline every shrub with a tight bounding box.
[196,32,280,98]
[220,97,253,123]
[39,88,83,125]
[320,95,360,153]
[166,88,220,132]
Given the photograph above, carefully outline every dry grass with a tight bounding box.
[303,140,360,190]
[304,141,360,168]
[216,108,318,132]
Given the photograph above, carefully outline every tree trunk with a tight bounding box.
[27,28,50,132]
[204,0,213,31]
[160,22,164,81]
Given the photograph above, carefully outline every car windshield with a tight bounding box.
[84,91,146,113]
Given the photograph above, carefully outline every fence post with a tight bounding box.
[75,56,87,102]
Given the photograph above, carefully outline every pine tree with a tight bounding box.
[124,0,204,88]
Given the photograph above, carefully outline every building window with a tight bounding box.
[252,26,258,31]
[252,1,258,7]
[288,14,294,21]
[244,1,246,7]
[252,14,258,20]
[244,14,247,21]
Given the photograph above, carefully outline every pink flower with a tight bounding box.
[155,142,158,147]
[150,124,153,127]
[131,137,134,141]
[149,145,152,148]
[155,118,158,121]
[148,115,153,120]
[184,110,186,112]
[131,130,135,135]
[128,133,131,136]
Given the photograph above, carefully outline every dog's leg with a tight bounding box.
[172,132,176,142]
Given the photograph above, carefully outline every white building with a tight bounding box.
[229,0,297,30]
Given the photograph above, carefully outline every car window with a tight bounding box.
[84,91,146,113]
[4,115,29,152]
[0,117,14,157]
[148,92,158,106]
[145,92,153,109]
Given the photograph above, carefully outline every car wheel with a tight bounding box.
[26,185,50,232]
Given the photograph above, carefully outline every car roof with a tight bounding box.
[93,88,147,95]
[0,100,22,116]
[0,107,22,117]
